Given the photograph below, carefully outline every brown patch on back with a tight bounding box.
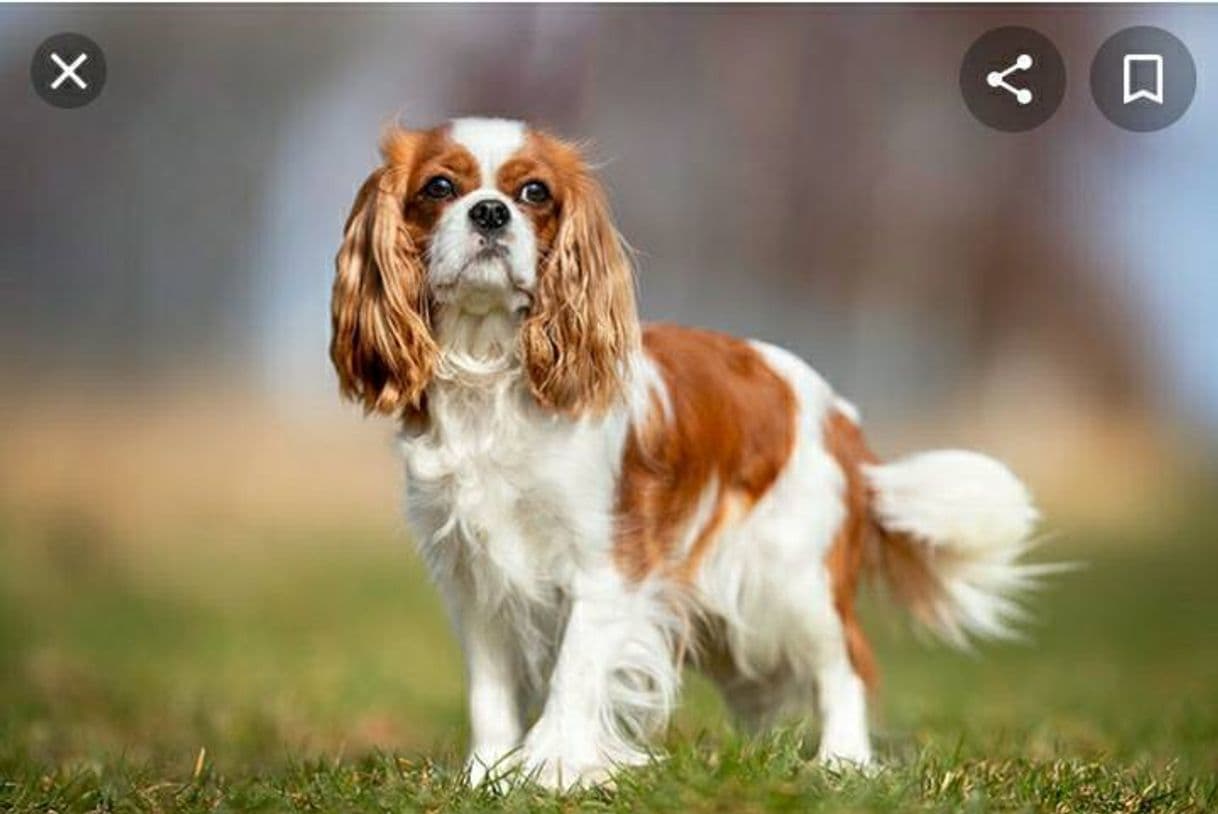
[613,324,797,582]
[822,409,880,689]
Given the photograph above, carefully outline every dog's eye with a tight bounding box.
[422,176,456,200]
[518,180,551,205]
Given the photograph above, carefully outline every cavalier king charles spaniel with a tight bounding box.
[330,117,1042,790]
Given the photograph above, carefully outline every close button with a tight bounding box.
[30,32,107,110]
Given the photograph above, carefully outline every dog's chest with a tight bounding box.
[400,382,618,597]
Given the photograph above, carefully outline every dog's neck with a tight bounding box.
[427,302,528,416]
[436,300,521,355]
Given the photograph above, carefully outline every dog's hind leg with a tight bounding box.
[697,553,874,766]
[811,647,872,766]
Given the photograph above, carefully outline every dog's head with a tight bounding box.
[330,118,639,419]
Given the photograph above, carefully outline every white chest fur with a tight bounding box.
[399,310,627,614]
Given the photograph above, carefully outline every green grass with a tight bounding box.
[2,508,1216,812]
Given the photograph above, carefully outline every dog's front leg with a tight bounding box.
[460,607,526,786]
[520,568,673,791]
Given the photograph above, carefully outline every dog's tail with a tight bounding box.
[863,449,1055,647]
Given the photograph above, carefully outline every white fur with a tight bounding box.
[866,450,1042,645]
[450,117,526,178]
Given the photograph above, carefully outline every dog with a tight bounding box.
[329,117,1042,790]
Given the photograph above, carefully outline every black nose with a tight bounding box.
[469,199,511,233]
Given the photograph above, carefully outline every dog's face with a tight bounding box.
[392,119,538,315]
[330,118,639,419]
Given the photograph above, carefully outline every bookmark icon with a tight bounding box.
[1123,54,1164,104]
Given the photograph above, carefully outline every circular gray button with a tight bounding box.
[30,33,106,109]
[1091,27,1195,132]
[961,27,1066,132]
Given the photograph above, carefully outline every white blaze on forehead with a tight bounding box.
[449,118,526,189]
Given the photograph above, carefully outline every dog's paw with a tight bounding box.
[464,747,522,791]
[816,745,878,775]
[522,754,614,792]
[517,726,624,792]
[517,742,614,791]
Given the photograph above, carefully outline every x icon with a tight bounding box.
[49,51,88,90]
[31,33,106,108]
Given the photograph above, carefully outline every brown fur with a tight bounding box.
[822,411,946,679]
[821,409,880,689]
[871,515,944,635]
[518,132,640,416]
[330,126,470,418]
[613,324,797,582]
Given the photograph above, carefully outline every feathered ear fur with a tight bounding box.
[521,156,640,415]
[330,136,437,418]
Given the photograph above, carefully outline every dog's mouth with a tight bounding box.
[431,253,534,313]
[477,247,506,261]
[474,236,510,258]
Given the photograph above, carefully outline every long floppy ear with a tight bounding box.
[521,162,641,415]
[330,158,437,417]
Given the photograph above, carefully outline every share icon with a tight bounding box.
[962,28,1064,131]
[986,54,1034,105]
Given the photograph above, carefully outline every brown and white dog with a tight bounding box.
[330,118,1042,789]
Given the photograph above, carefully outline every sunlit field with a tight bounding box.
[2,492,1216,812]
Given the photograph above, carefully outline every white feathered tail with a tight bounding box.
[864,449,1054,647]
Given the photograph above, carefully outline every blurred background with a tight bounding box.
[1,4,1215,782]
